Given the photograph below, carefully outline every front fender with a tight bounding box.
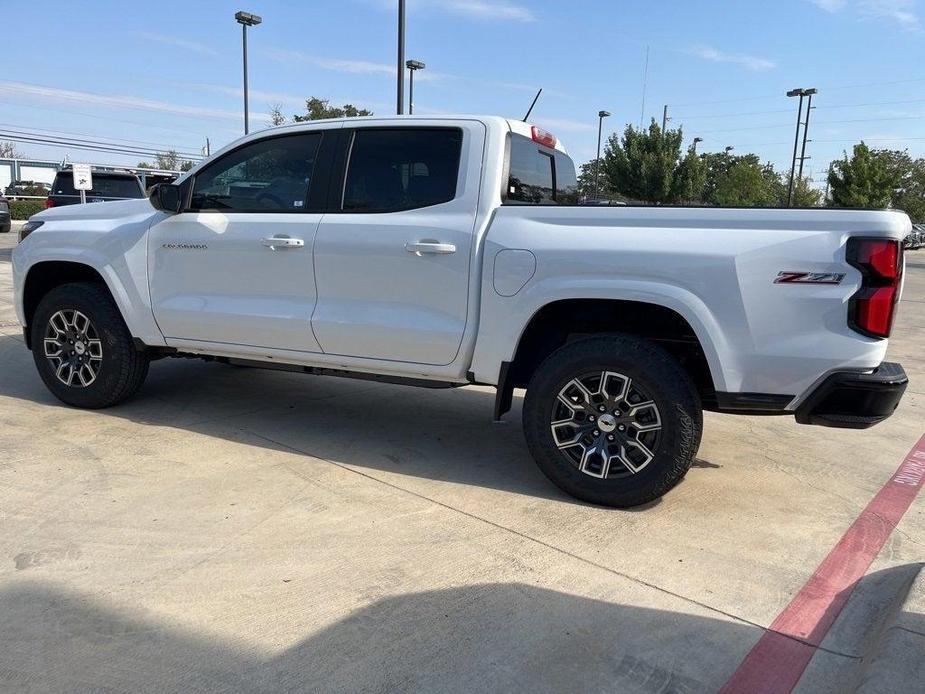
[12,220,166,346]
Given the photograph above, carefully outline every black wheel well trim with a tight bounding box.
[494,298,719,419]
[22,261,117,350]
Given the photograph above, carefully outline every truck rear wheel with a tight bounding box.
[523,335,702,508]
[31,283,149,409]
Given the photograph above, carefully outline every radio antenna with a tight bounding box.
[523,88,542,122]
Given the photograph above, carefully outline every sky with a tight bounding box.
[2,0,925,189]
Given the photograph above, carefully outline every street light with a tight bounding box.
[692,137,703,153]
[235,10,262,135]
[594,110,611,198]
[724,146,735,156]
[406,60,425,114]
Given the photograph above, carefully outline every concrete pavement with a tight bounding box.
[0,230,923,693]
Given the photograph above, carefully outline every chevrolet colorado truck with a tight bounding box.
[11,116,910,507]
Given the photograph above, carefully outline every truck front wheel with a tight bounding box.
[523,335,702,508]
[31,283,150,409]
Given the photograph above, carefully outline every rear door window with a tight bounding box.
[505,134,578,205]
[342,128,462,213]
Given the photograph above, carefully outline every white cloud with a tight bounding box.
[858,0,920,29]
[0,81,243,121]
[437,0,535,22]
[805,0,848,11]
[690,45,777,71]
[136,32,220,56]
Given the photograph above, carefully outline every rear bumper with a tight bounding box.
[794,362,908,429]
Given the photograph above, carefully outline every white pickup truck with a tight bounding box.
[12,116,910,507]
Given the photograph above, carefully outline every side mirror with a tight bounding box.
[150,183,182,214]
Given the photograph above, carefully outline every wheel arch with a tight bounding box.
[495,298,723,418]
[22,261,121,350]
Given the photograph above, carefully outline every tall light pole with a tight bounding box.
[397,0,406,115]
[724,146,735,156]
[786,87,807,207]
[235,10,262,135]
[406,60,425,114]
[797,88,818,186]
[595,110,611,198]
[692,137,703,153]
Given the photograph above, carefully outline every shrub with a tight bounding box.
[10,200,45,219]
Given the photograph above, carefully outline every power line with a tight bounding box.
[0,121,201,152]
[0,127,202,158]
[0,132,203,161]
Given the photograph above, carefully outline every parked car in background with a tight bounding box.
[46,168,145,208]
[4,180,51,197]
[911,224,925,250]
[0,193,10,233]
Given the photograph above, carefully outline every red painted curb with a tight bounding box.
[720,433,925,694]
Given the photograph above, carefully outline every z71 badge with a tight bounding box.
[774,271,845,285]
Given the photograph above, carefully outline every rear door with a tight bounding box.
[311,122,484,365]
[149,128,335,352]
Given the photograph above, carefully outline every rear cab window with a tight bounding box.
[504,132,578,205]
[52,172,144,199]
[342,128,463,213]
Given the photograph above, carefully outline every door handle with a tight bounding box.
[404,241,457,256]
[261,236,305,250]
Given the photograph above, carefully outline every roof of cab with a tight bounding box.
[259,114,570,155]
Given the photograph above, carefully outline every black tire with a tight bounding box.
[523,335,702,508]
[31,283,150,408]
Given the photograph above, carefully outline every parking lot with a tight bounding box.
[0,225,922,692]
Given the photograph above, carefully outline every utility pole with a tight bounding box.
[595,110,611,198]
[397,0,406,115]
[797,88,818,185]
[206,137,211,156]
[786,88,806,207]
[661,105,669,133]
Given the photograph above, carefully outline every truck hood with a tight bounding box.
[34,198,156,223]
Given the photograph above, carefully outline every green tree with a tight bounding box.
[713,158,781,206]
[602,120,694,204]
[672,146,706,203]
[869,149,925,223]
[787,175,823,207]
[576,159,613,200]
[292,97,373,122]
[828,142,896,208]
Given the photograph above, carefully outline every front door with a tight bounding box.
[311,124,484,365]
[149,129,332,353]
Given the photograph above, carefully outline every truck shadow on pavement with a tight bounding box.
[0,336,720,506]
[1,566,921,693]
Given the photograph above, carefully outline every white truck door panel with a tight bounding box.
[149,130,331,352]
[149,213,323,351]
[312,123,484,365]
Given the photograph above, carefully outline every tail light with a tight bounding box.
[44,198,55,209]
[846,238,903,339]
[531,126,557,149]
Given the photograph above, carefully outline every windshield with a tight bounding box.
[52,172,144,198]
